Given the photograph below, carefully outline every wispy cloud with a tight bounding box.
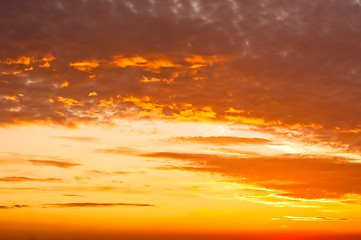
[43,202,155,208]
[142,151,361,199]
[86,170,131,175]
[0,176,62,182]
[63,194,84,197]
[1,202,154,209]
[169,136,271,145]
[29,159,81,168]
[96,146,140,155]
[283,216,349,222]
[53,136,98,142]
[0,204,30,209]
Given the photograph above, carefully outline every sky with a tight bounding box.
[1,0,361,239]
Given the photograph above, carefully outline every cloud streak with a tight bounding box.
[43,202,155,208]
[54,136,98,142]
[29,159,81,168]
[0,204,30,209]
[142,151,361,199]
[169,136,271,145]
[96,146,140,155]
[0,176,62,182]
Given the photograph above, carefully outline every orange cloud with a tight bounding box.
[57,96,80,106]
[40,54,56,68]
[170,136,271,145]
[112,55,147,68]
[54,136,98,142]
[185,55,225,69]
[98,97,116,108]
[70,60,100,71]
[60,81,70,88]
[0,176,61,182]
[172,105,216,121]
[0,204,30,209]
[0,56,32,65]
[141,151,361,200]
[3,95,19,102]
[29,159,81,168]
[43,202,155,208]
[112,55,178,71]
[96,146,140,155]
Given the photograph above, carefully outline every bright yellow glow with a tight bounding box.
[0,56,32,65]
[185,55,225,68]
[112,55,179,72]
[1,120,360,237]
[70,60,100,71]
[57,96,81,106]
[60,81,70,88]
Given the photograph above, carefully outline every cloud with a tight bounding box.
[0,0,360,151]
[283,216,349,222]
[0,202,154,209]
[141,151,361,199]
[0,187,43,191]
[170,136,271,145]
[0,176,62,182]
[86,170,132,175]
[0,204,30,209]
[69,60,100,71]
[43,202,155,208]
[54,136,98,142]
[63,194,84,197]
[96,146,140,155]
[29,159,81,168]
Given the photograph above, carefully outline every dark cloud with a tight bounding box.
[142,151,361,199]
[0,176,62,182]
[0,0,360,150]
[0,204,30,209]
[29,159,81,168]
[43,202,155,208]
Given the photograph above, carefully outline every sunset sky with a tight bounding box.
[1,0,361,239]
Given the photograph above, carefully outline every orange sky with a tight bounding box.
[1,0,361,239]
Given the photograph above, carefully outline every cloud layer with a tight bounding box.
[142,151,361,199]
[1,0,361,151]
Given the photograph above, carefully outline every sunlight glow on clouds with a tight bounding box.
[1,0,361,238]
